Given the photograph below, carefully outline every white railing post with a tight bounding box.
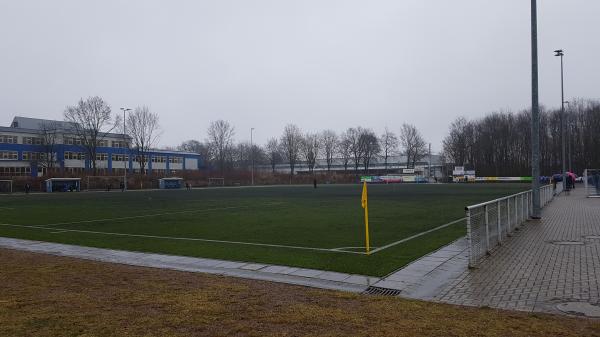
[485,204,490,254]
[523,194,526,221]
[514,196,518,227]
[497,200,502,243]
[507,198,511,234]
[466,207,474,268]
[525,192,530,220]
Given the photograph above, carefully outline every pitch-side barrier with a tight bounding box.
[465,184,562,268]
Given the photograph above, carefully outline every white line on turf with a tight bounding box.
[0,223,366,255]
[367,217,466,254]
[0,207,14,210]
[36,204,283,228]
[50,230,71,234]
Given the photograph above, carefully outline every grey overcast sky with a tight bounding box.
[1,1,598,151]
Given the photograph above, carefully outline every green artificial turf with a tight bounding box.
[0,183,528,276]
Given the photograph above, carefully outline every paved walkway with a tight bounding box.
[0,237,379,293]
[434,188,600,316]
[373,238,468,299]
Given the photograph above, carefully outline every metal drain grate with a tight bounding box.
[363,286,402,296]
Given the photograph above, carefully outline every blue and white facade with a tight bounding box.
[0,116,201,177]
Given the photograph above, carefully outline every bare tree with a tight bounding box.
[280,124,302,177]
[346,127,366,173]
[442,117,471,167]
[178,140,211,169]
[320,130,338,172]
[380,127,398,172]
[301,133,320,174]
[207,120,235,175]
[64,96,120,174]
[127,106,161,175]
[361,129,380,172]
[338,131,352,172]
[265,138,282,173]
[38,121,60,171]
[399,123,427,168]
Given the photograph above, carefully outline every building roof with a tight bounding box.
[6,116,129,139]
[11,116,77,131]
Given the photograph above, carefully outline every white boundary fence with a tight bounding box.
[465,184,560,268]
[584,169,600,198]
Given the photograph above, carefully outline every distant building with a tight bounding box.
[258,154,445,178]
[0,116,201,178]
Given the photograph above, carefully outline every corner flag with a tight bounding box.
[361,181,370,254]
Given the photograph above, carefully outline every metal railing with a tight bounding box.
[584,169,600,198]
[465,184,558,268]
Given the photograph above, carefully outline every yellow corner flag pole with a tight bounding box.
[361,181,370,255]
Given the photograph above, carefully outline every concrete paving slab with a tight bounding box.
[240,263,267,271]
[317,271,351,282]
[215,261,247,269]
[344,275,380,286]
[289,268,325,278]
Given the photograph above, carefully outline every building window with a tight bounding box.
[23,137,43,145]
[64,151,85,160]
[111,141,129,148]
[22,152,47,161]
[135,155,147,163]
[111,154,129,162]
[168,157,183,164]
[0,166,30,176]
[95,153,108,161]
[0,151,18,160]
[64,137,83,145]
[97,140,109,147]
[152,156,166,163]
[0,135,18,144]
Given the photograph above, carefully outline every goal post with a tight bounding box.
[0,179,13,194]
[208,177,225,187]
[85,176,125,191]
[583,169,600,198]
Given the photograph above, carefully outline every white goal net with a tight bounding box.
[208,177,225,187]
[583,169,600,198]
[0,180,12,194]
[86,176,125,191]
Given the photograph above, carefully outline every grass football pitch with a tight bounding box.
[0,183,528,276]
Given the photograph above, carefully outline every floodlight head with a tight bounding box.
[554,49,563,56]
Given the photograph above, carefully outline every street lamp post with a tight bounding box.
[250,128,255,186]
[120,107,132,191]
[531,0,541,218]
[564,101,572,172]
[554,49,566,190]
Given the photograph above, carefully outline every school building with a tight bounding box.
[0,116,201,178]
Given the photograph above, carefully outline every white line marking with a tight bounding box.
[368,217,466,254]
[50,230,71,234]
[36,204,283,228]
[0,223,365,255]
[0,207,14,210]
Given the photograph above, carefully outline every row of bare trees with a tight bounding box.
[442,99,600,176]
[30,96,162,175]
[180,121,429,176]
